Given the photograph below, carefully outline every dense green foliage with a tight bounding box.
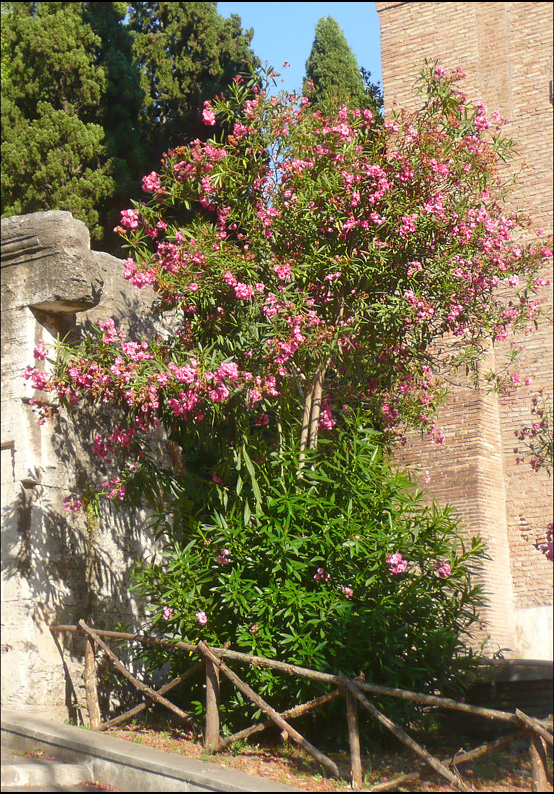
[132,422,487,741]
[0,1,257,247]
[1,1,120,240]
[303,16,382,114]
[128,1,259,169]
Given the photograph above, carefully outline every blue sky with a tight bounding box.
[217,2,382,95]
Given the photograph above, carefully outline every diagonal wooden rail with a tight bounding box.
[78,621,198,729]
[338,673,469,792]
[51,623,553,791]
[196,640,341,779]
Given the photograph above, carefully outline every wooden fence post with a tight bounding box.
[83,635,101,730]
[197,641,340,779]
[204,657,220,750]
[346,689,363,789]
[529,734,549,792]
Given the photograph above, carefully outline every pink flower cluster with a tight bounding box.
[63,496,84,513]
[202,101,216,126]
[386,553,407,575]
[33,341,49,361]
[142,171,161,193]
[314,567,331,581]
[216,549,232,565]
[101,476,126,501]
[318,403,335,431]
[196,611,208,625]
[434,560,452,578]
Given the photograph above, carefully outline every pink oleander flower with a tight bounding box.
[341,586,354,599]
[196,611,208,625]
[234,283,255,300]
[434,561,452,579]
[202,102,216,126]
[208,383,230,403]
[233,122,250,139]
[33,341,49,361]
[274,263,291,281]
[22,366,48,390]
[319,407,335,430]
[217,361,239,381]
[216,549,232,565]
[223,271,237,287]
[386,552,408,575]
[250,623,259,634]
[424,470,431,485]
[142,171,161,192]
[162,606,175,621]
[120,209,140,229]
[91,435,110,458]
[63,496,83,513]
[248,388,263,406]
[314,568,331,581]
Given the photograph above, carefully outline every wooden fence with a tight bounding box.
[50,622,553,792]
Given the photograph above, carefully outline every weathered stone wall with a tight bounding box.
[1,211,167,720]
[376,1,553,659]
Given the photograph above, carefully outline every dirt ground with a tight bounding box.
[105,719,553,792]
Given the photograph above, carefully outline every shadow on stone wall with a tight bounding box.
[1,211,170,719]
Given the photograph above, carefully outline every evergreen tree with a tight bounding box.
[128,2,259,166]
[1,2,259,249]
[0,2,125,242]
[303,16,381,114]
[82,1,146,248]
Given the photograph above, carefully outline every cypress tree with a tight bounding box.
[303,16,381,114]
[82,1,146,249]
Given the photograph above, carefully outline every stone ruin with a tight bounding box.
[1,211,167,720]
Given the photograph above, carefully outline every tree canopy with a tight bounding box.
[128,2,259,168]
[1,1,119,240]
[0,1,258,248]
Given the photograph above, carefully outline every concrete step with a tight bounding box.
[1,757,91,788]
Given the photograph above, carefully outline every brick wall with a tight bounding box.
[376,2,553,658]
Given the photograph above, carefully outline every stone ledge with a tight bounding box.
[1,710,302,793]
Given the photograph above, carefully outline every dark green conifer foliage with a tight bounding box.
[0,2,124,242]
[82,2,146,248]
[128,2,259,166]
[1,2,259,249]
[303,16,382,114]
